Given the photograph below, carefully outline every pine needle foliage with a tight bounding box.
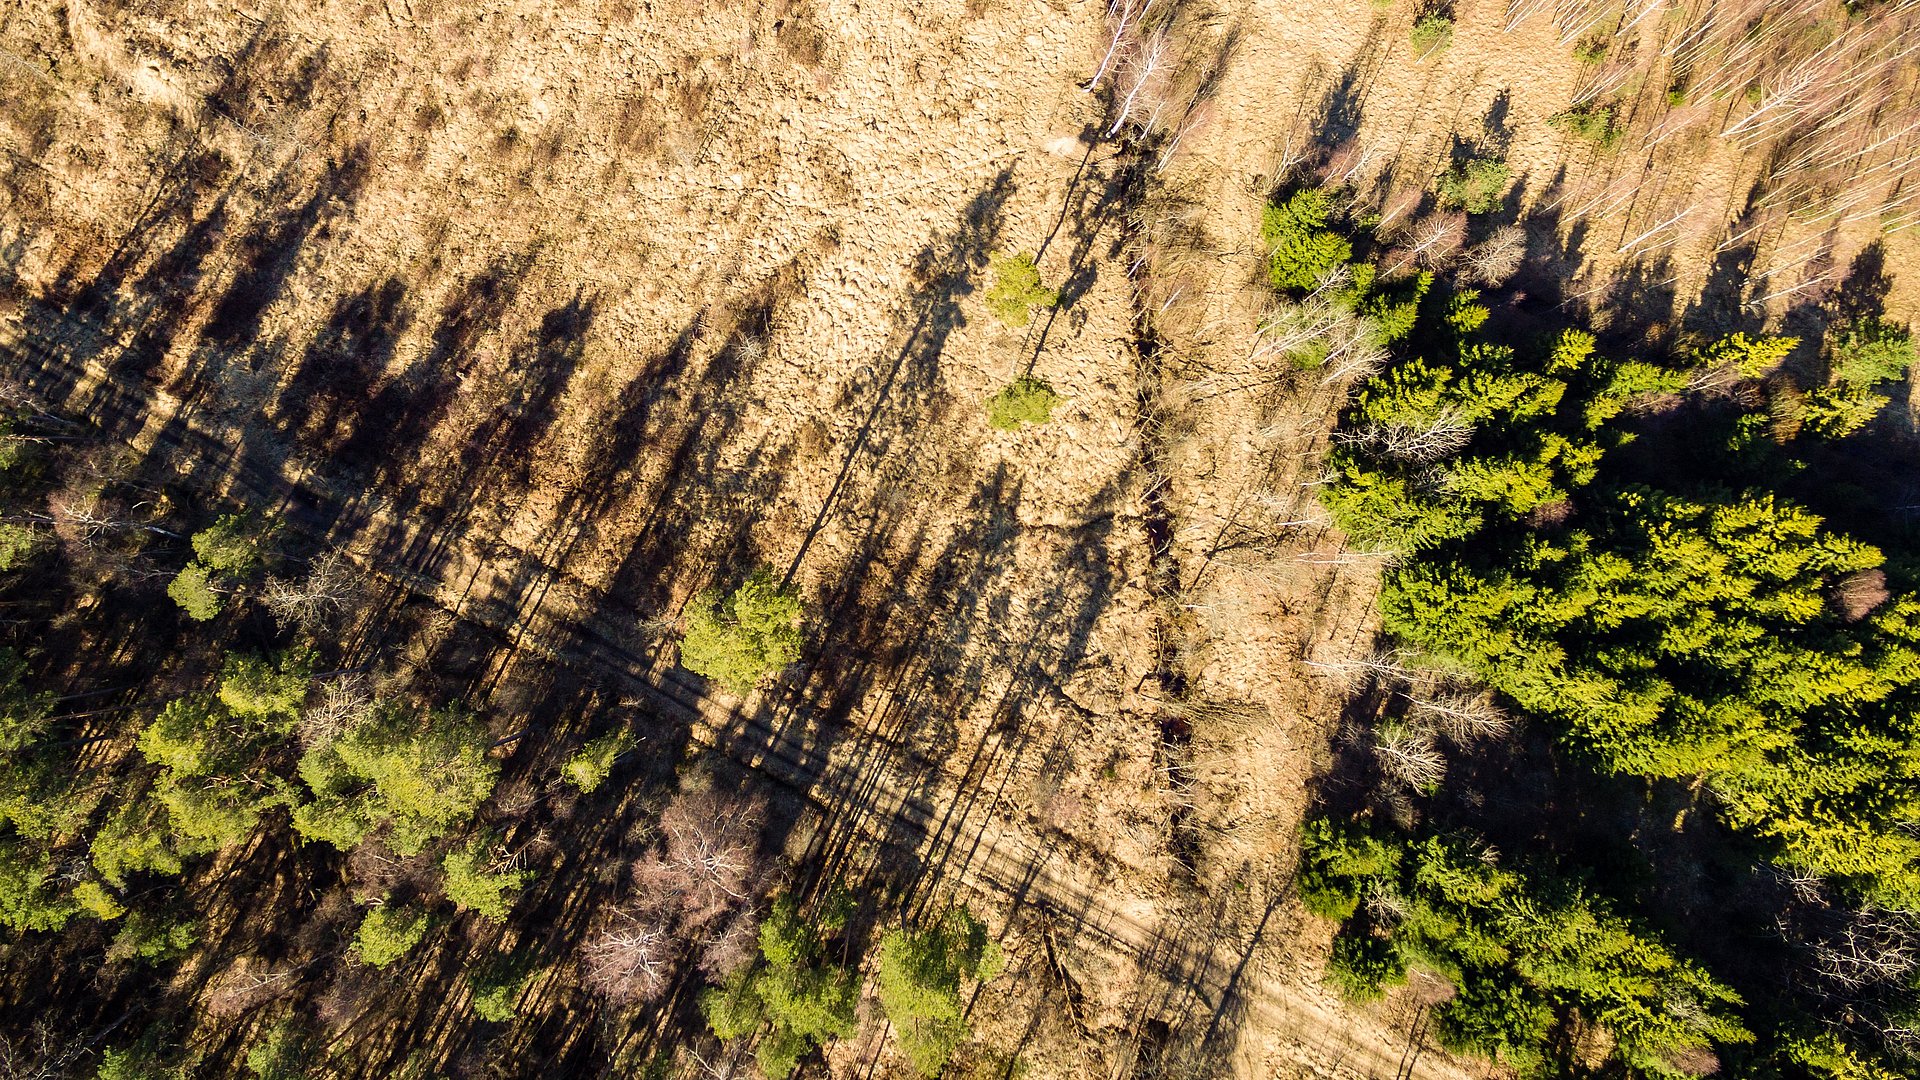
[293,704,498,855]
[701,897,857,1080]
[353,902,430,968]
[876,907,1004,1077]
[1436,157,1510,214]
[562,729,637,793]
[1261,189,1353,291]
[986,376,1061,431]
[983,252,1058,327]
[680,569,804,695]
[441,836,531,922]
[1303,822,1750,1078]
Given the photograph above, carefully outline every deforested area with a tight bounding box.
[1,0,1918,1076]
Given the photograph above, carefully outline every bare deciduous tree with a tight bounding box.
[631,790,771,930]
[1832,568,1891,622]
[698,907,762,980]
[1462,224,1526,285]
[1812,906,1920,991]
[1334,415,1474,462]
[264,548,369,631]
[1306,645,1422,691]
[205,956,302,1017]
[300,673,373,748]
[1373,722,1447,791]
[1400,210,1468,269]
[582,909,674,1004]
[1401,691,1514,743]
[0,1021,87,1080]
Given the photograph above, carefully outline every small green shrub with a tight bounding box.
[167,563,222,622]
[1261,189,1352,291]
[680,569,804,694]
[469,954,535,1022]
[0,524,37,572]
[986,376,1061,431]
[108,911,198,964]
[353,902,430,968]
[1409,13,1453,57]
[1436,157,1510,214]
[562,729,637,793]
[1830,317,1914,387]
[441,837,532,922]
[983,253,1058,327]
[1550,102,1622,149]
[1571,36,1607,62]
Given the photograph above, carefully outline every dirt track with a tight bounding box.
[2,303,1475,1080]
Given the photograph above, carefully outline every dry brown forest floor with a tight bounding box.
[0,0,1915,1075]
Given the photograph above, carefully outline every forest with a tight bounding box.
[1279,186,1920,1076]
[2,0,1920,1075]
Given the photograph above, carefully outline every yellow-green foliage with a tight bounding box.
[108,911,198,964]
[701,898,857,1080]
[680,569,804,694]
[166,563,222,622]
[170,514,271,621]
[0,842,79,931]
[294,704,498,855]
[561,729,636,793]
[468,953,536,1022]
[191,514,267,573]
[91,797,184,887]
[353,902,430,968]
[0,524,37,572]
[1302,824,1749,1077]
[1323,278,1920,905]
[986,376,1061,431]
[0,648,52,755]
[216,650,311,729]
[1409,13,1453,57]
[1549,101,1622,148]
[1261,189,1352,291]
[1829,316,1913,387]
[875,907,1004,1077]
[242,1019,309,1080]
[1436,157,1510,213]
[441,837,531,922]
[1692,331,1797,378]
[983,253,1058,327]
